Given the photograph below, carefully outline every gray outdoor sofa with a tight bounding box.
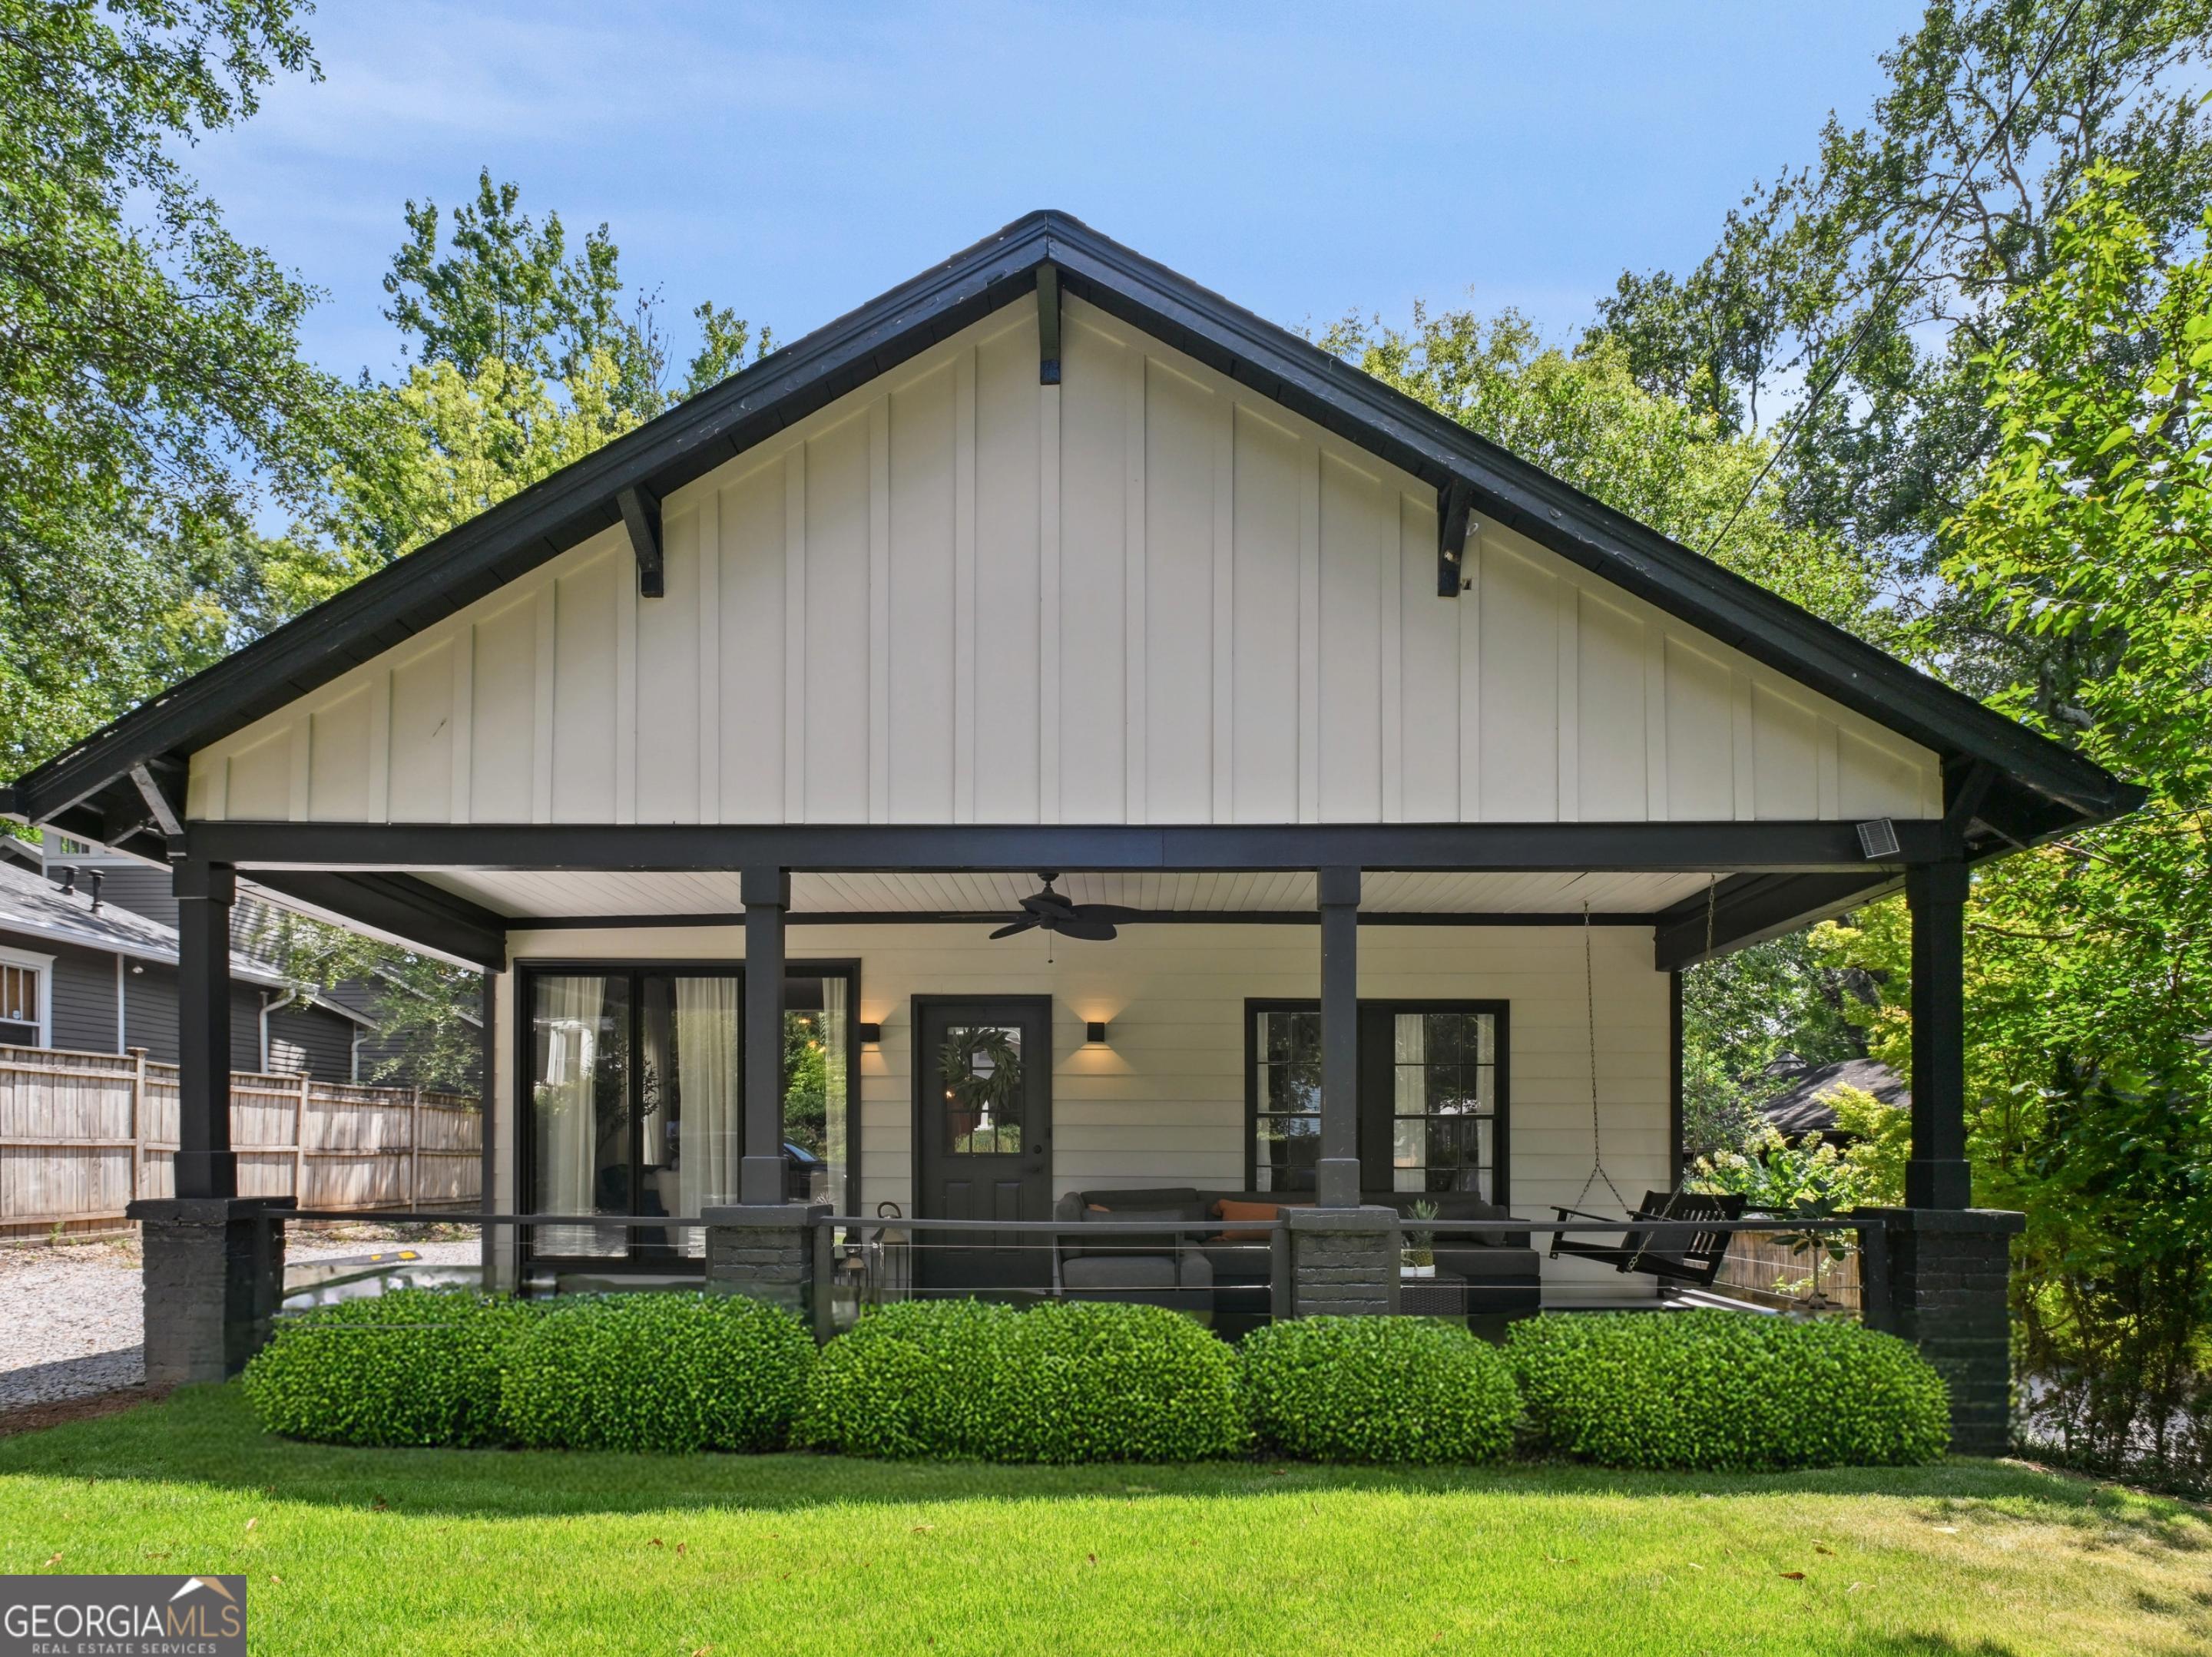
[1052,1186,1543,1336]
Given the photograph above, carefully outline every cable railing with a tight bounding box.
[274,1205,1884,1335]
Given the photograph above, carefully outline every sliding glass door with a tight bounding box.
[525,963,854,1264]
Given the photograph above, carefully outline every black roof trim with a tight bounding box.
[7,209,2137,843]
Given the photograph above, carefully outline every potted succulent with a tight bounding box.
[1401,1199,1439,1278]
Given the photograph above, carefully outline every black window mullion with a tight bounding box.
[628,968,644,1255]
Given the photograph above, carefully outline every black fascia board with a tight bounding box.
[187,818,1952,874]
[8,208,2136,842]
[1651,871,1902,971]
[246,868,508,970]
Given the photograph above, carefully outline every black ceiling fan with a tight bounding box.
[989,874,1137,942]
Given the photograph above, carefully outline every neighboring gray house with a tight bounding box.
[37,835,482,1086]
[0,855,369,1077]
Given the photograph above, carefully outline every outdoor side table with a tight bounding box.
[1398,1269,1469,1319]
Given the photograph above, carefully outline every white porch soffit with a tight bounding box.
[421,868,1717,923]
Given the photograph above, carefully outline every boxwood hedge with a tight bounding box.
[796,1299,1245,1462]
[501,1292,814,1454]
[794,1298,1013,1458]
[242,1288,544,1447]
[991,1300,1247,1463]
[1239,1315,1519,1464]
[1508,1310,1950,1470]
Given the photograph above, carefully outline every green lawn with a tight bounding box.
[3,1387,2208,1655]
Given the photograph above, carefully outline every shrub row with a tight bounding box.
[243,1288,813,1454]
[795,1299,1246,1462]
[1507,1309,1951,1471]
[245,1293,1950,1471]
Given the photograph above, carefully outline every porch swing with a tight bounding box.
[1547,885,1743,1289]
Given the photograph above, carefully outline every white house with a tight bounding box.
[2,212,2137,1449]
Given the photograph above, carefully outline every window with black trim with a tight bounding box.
[1245,999,1508,1202]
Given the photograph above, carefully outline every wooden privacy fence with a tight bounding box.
[0,1043,480,1239]
[1715,1229,1863,1313]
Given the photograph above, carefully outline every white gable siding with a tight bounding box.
[488,921,1670,1305]
[188,298,1942,827]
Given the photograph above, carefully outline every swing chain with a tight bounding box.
[1571,900,1631,1214]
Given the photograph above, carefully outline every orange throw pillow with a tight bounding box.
[1214,1199,1279,1242]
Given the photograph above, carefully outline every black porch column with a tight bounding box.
[174,858,236,1199]
[740,866,789,1206]
[127,856,290,1382]
[1857,854,2020,1456]
[1290,867,1398,1314]
[1905,859,1972,1209]
[1316,866,1361,1208]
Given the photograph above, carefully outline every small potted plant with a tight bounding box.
[1401,1199,1438,1278]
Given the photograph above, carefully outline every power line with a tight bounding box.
[1700,0,2091,563]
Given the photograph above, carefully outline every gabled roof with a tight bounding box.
[2,209,2137,858]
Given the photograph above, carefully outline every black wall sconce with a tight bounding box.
[1084,1020,1109,1045]
[859,1022,882,1046]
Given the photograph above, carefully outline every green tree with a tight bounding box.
[1820,175,2212,1472]
[380,171,764,427]
[255,180,773,1073]
[1680,931,1873,1158]
[236,904,483,1093]
[1323,308,1892,637]
[1591,0,2212,693]
[0,0,340,776]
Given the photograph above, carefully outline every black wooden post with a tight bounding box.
[740,867,789,1206]
[131,855,290,1384]
[1905,860,1972,1209]
[478,967,499,1285]
[1316,866,1360,1208]
[173,859,236,1199]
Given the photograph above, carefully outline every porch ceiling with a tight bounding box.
[421,868,1717,924]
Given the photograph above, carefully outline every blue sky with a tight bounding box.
[194,1,1926,383]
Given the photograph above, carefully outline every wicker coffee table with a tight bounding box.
[1399,1268,1469,1318]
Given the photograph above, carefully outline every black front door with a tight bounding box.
[913,996,1053,1294]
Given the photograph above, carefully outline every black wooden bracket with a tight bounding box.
[129,759,187,852]
[1437,479,1473,597]
[1942,760,1998,848]
[1037,262,1061,385]
[618,484,664,597]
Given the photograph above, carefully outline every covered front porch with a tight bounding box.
[114,815,2008,1446]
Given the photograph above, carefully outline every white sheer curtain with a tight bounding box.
[1393,1013,1426,1192]
[674,977,743,1251]
[533,976,621,1256]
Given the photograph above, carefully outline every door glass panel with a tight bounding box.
[783,976,850,1206]
[529,974,631,1257]
[1253,1009,1321,1193]
[1391,1010,1498,1196]
[527,967,846,1259]
[940,1024,1023,1155]
[636,974,742,1258]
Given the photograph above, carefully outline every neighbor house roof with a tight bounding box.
[0,861,374,1024]
[1762,1057,1909,1139]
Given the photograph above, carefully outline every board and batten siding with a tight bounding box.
[187,299,1939,830]
[489,921,1668,1304]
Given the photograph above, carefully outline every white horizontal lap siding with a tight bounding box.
[492,922,1668,1300]
[187,303,1941,828]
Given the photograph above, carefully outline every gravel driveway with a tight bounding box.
[0,1230,480,1411]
